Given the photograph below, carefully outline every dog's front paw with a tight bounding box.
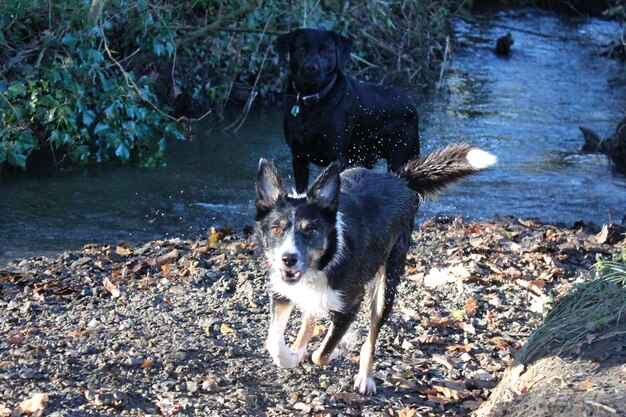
[311,349,330,366]
[291,346,308,364]
[267,342,300,368]
[354,372,377,395]
[274,349,300,368]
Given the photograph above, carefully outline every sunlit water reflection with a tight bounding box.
[1,10,625,265]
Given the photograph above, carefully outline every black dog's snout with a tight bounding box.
[303,62,319,74]
[282,253,298,267]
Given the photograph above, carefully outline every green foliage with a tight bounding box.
[594,251,626,288]
[0,0,185,169]
[1,0,462,170]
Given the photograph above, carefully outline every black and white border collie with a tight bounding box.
[255,144,496,395]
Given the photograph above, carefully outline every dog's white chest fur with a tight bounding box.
[270,269,343,316]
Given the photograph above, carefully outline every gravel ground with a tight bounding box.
[1,217,624,417]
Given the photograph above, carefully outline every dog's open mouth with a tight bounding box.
[280,269,302,283]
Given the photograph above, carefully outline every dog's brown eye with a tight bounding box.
[272,226,282,236]
[305,227,318,237]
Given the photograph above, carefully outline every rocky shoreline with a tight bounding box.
[1,217,625,416]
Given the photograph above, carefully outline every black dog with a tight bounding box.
[255,144,496,394]
[276,28,421,193]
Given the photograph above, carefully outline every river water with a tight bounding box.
[1,10,625,265]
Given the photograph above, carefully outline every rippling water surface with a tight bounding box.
[1,10,625,264]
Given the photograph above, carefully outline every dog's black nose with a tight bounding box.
[282,253,298,267]
[303,62,319,74]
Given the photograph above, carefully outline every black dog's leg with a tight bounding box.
[293,154,310,193]
[311,304,360,366]
[336,154,349,171]
[265,295,301,368]
[387,139,419,172]
[354,237,409,395]
[386,117,421,172]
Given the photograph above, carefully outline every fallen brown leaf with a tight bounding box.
[331,391,364,405]
[397,406,416,417]
[574,378,595,391]
[518,219,539,227]
[421,316,461,329]
[494,341,510,350]
[466,224,484,235]
[32,290,45,302]
[446,344,473,353]
[17,393,48,415]
[427,393,454,405]
[141,358,154,369]
[8,332,24,345]
[486,310,495,328]
[515,278,546,296]
[220,323,236,335]
[464,297,478,318]
[161,263,171,276]
[67,327,101,338]
[156,249,179,266]
[188,260,200,276]
[432,384,464,401]
[416,334,446,345]
[490,336,512,350]
[592,223,625,244]
[115,246,133,257]
[103,276,120,298]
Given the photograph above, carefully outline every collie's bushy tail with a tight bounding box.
[396,143,497,201]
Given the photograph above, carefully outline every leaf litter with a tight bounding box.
[0,216,624,416]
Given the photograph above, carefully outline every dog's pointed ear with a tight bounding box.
[307,162,340,212]
[333,32,352,69]
[276,30,299,63]
[256,158,285,211]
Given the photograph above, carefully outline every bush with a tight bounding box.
[0,0,461,170]
[0,1,187,169]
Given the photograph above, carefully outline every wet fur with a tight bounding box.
[255,144,496,394]
[277,28,421,193]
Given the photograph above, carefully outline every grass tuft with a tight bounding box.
[517,251,626,363]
